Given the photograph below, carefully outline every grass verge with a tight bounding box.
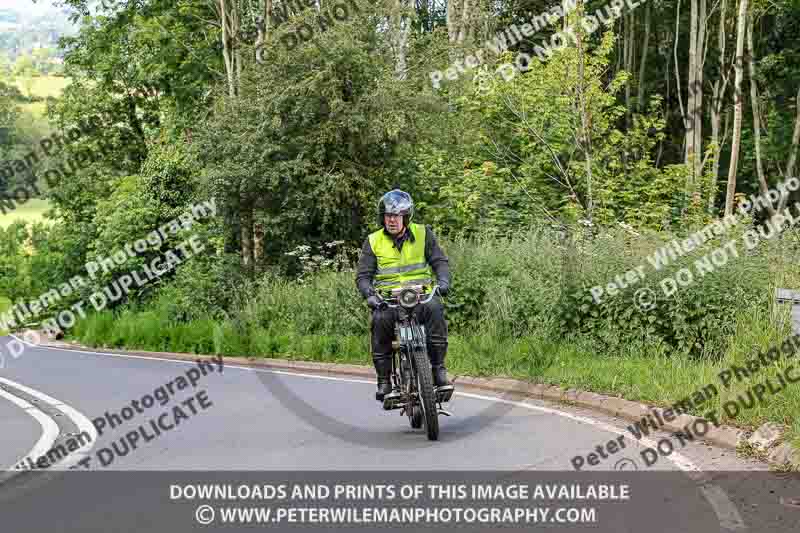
[70,304,800,452]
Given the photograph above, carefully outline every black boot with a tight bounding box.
[433,366,451,387]
[373,356,393,401]
[429,343,451,387]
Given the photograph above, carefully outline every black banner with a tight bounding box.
[1,471,799,532]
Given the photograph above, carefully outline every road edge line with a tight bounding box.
[0,386,60,474]
[0,376,97,473]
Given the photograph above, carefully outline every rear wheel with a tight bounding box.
[412,341,439,441]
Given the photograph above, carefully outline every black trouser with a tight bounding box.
[371,295,448,373]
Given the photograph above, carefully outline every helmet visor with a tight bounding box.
[381,191,413,215]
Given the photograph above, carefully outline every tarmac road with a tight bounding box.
[1,336,798,532]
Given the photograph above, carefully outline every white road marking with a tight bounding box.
[700,484,748,530]
[0,376,97,471]
[8,334,748,529]
[0,387,59,471]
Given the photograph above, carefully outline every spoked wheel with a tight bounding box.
[412,344,439,441]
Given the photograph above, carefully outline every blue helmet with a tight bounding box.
[377,189,414,227]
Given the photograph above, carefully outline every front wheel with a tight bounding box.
[412,345,439,441]
[409,406,422,428]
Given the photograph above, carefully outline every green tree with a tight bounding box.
[196,0,442,270]
[435,28,702,233]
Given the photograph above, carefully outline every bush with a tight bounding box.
[146,252,245,322]
[0,221,30,300]
[233,271,369,338]
[557,219,772,358]
[444,228,564,336]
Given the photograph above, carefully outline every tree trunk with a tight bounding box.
[779,86,800,210]
[637,2,651,112]
[456,0,471,44]
[218,0,243,98]
[234,2,242,90]
[724,0,748,217]
[657,43,671,167]
[255,0,272,64]
[220,0,237,98]
[709,95,721,205]
[674,0,686,140]
[259,1,272,36]
[393,0,411,80]
[685,0,698,183]
[615,18,623,77]
[745,14,776,216]
[709,0,729,211]
[624,12,632,128]
[253,222,265,270]
[575,0,594,222]
[241,204,254,270]
[692,0,706,180]
[446,0,459,43]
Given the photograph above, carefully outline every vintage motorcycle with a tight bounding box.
[376,283,454,441]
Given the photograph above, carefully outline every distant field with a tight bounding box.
[20,101,48,119]
[15,75,70,99]
[0,198,52,228]
[15,75,70,120]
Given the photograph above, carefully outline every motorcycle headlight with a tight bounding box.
[399,289,418,308]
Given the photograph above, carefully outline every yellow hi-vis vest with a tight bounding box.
[369,223,433,291]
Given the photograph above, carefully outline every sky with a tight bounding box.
[0,0,66,16]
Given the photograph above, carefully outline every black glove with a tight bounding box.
[367,295,385,310]
[438,283,450,297]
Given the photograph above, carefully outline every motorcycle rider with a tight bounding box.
[355,189,452,401]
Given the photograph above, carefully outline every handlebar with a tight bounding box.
[377,285,439,310]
